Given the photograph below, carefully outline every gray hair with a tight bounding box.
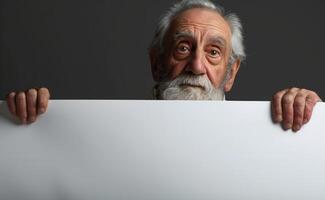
[149,0,246,65]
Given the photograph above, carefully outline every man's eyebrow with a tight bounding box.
[173,32,227,47]
[173,31,195,41]
[207,36,227,47]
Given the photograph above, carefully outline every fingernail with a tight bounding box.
[293,125,301,132]
[283,123,292,130]
[38,108,45,114]
[29,117,36,123]
[273,115,281,123]
[21,118,27,124]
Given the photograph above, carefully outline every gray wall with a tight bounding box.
[1,0,324,100]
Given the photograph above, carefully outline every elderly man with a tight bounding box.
[6,0,322,132]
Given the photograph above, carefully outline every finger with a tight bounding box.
[303,95,319,124]
[37,87,50,115]
[272,89,288,123]
[281,89,299,130]
[292,93,307,132]
[6,92,17,115]
[26,89,38,123]
[16,92,27,124]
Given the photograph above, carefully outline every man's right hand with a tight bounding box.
[6,88,50,124]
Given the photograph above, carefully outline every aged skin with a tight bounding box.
[6,8,322,132]
[6,88,50,124]
[151,8,238,92]
[149,8,322,132]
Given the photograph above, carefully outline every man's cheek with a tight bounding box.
[205,69,220,87]
[169,61,187,79]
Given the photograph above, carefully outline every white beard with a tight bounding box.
[156,74,225,100]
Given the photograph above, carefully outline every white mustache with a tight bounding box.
[157,74,225,100]
[165,74,214,91]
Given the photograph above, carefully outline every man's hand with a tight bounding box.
[272,88,322,132]
[6,88,50,124]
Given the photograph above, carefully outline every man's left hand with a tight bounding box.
[272,88,322,132]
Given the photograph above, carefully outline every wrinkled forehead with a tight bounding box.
[167,8,232,45]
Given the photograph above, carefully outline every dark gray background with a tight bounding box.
[1,0,324,100]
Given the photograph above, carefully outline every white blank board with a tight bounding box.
[0,100,325,200]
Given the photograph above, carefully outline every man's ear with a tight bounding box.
[149,48,161,82]
[223,59,241,92]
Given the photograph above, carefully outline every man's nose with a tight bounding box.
[185,51,206,75]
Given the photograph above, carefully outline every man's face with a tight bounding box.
[151,8,240,100]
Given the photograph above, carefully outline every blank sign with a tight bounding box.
[0,100,324,200]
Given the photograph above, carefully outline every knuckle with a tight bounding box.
[28,104,37,112]
[16,92,26,100]
[305,102,312,109]
[283,117,293,124]
[284,113,293,121]
[8,92,16,98]
[293,98,305,108]
[6,92,16,102]
[295,93,305,99]
[299,88,308,94]
[282,95,294,105]
[39,88,50,99]
[272,101,281,113]
[39,87,48,91]
[18,112,27,119]
[27,89,37,98]
[273,93,282,102]
[308,90,317,96]
[28,88,37,94]
[39,87,49,94]
[306,96,317,105]
[293,107,304,116]
[295,114,303,121]
[39,101,47,108]
[283,107,293,116]
[283,110,294,123]
[306,90,319,99]
[289,87,299,92]
[294,106,304,115]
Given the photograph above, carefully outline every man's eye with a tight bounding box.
[176,45,190,54]
[209,49,220,58]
